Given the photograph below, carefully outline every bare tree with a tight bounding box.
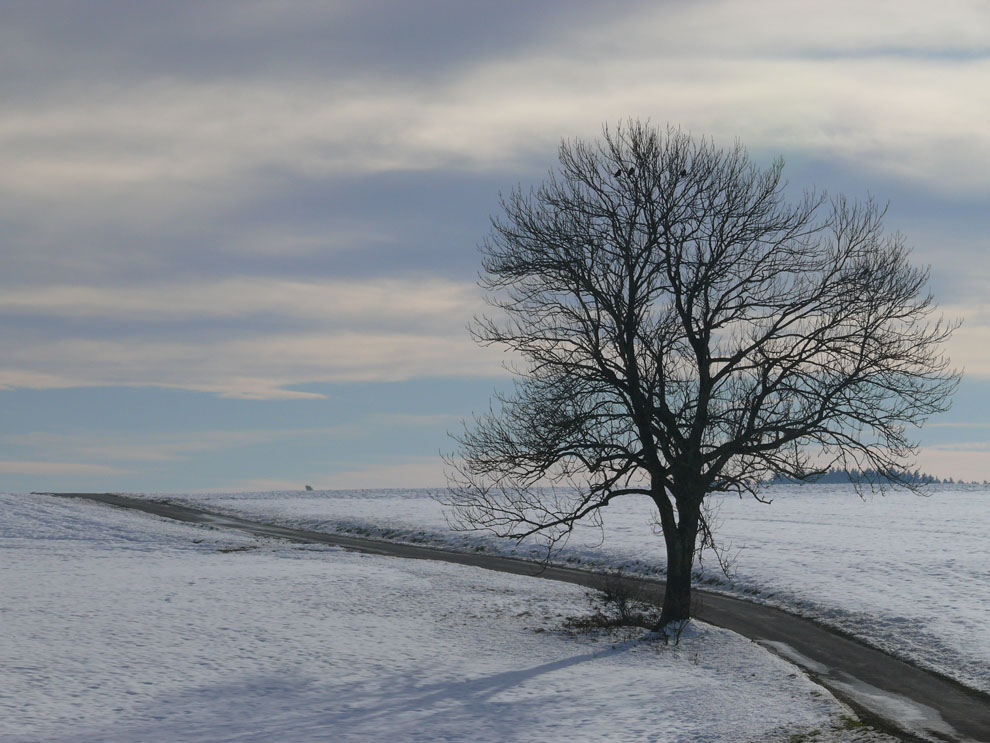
[443,121,957,624]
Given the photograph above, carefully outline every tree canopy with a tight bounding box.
[444,121,957,623]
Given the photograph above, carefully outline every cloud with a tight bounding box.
[0,0,986,401]
[941,302,990,378]
[0,277,481,329]
[0,280,980,400]
[1,0,986,300]
[1,1,987,211]
[928,422,990,429]
[0,461,128,476]
[627,0,989,57]
[0,276,507,398]
[5,59,987,198]
[926,440,990,453]
[1,428,346,464]
[370,413,463,427]
[0,332,504,399]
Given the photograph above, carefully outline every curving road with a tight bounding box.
[37,492,990,743]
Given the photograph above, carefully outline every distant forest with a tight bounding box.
[767,468,984,485]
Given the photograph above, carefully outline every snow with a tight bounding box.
[135,484,990,695]
[1,491,896,742]
[825,676,961,743]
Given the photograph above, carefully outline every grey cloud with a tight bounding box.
[0,167,504,287]
[2,0,987,400]
[0,0,641,96]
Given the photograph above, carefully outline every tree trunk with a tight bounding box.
[659,502,701,625]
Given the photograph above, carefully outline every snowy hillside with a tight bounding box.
[139,485,990,695]
[2,491,895,742]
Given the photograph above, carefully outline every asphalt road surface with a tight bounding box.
[38,492,990,743]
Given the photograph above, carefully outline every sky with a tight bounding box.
[1,0,989,492]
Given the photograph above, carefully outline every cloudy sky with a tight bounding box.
[2,0,988,492]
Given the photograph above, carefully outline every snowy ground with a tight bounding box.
[136,485,990,695]
[1,492,895,743]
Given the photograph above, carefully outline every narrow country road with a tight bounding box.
[38,492,990,743]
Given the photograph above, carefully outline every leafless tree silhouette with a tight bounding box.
[443,121,958,624]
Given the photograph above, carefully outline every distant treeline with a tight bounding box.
[767,468,974,485]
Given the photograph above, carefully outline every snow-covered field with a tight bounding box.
[2,492,894,743]
[137,485,990,695]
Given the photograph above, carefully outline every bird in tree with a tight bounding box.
[443,121,957,626]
